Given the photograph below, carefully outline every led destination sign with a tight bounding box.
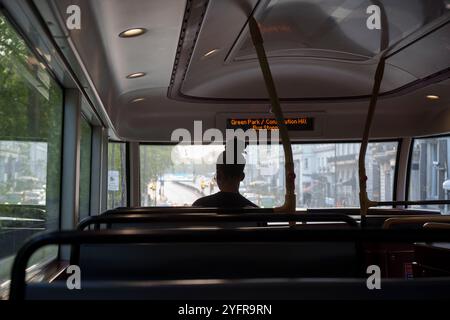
[226,117,314,131]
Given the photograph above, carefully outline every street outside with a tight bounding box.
[142,180,218,207]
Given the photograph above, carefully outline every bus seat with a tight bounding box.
[77,241,359,280]
[414,242,450,277]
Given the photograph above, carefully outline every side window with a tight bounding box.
[409,136,450,214]
[107,142,127,209]
[0,16,63,282]
[79,117,92,220]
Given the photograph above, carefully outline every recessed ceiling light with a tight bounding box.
[203,48,220,58]
[426,95,440,100]
[131,98,145,103]
[126,72,146,79]
[119,28,147,38]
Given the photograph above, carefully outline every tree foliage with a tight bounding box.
[0,16,63,227]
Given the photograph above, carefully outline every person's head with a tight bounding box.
[215,140,246,192]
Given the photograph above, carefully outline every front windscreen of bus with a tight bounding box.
[140,142,398,208]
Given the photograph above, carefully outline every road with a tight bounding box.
[158,181,205,206]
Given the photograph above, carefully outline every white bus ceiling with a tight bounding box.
[32,0,450,142]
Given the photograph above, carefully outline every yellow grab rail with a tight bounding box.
[383,216,450,229]
[248,17,296,213]
[423,222,450,230]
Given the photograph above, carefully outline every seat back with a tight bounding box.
[78,241,359,280]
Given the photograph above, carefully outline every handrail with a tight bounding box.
[357,3,450,217]
[248,17,296,213]
[77,213,359,231]
[358,51,387,226]
[105,207,440,216]
[355,1,440,222]
[423,222,450,230]
[308,208,439,216]
[11,228,450,300]
[383,216,450,229]
[376,200,450,206]
[358,2,390,225]
[106,207,275,215]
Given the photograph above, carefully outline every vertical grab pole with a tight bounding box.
[358,55,386,227]
[248,17,296,213]
[359,1,389,227]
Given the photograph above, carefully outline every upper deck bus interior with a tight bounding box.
[0,0,450,302]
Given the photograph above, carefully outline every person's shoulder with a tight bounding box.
[192,193,219,207]
[245,199,259,207]
[192,197,206,207]
[237,193,258,207]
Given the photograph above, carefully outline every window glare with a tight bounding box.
[139,142,398,208]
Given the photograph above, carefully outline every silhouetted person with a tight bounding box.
[192,142,257,208]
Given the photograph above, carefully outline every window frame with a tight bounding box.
[107,140,128,209]
[78,113,93,220]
